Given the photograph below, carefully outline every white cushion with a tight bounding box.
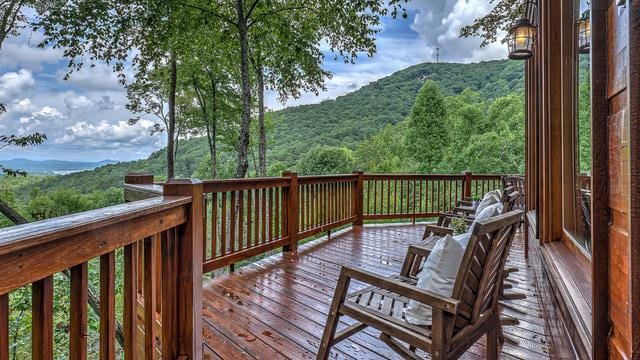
[476,194,500,214]
[469,204,500,233]
[405,234,466,326]
[483,189,502,201]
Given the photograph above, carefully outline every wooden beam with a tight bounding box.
[590,0,610,358]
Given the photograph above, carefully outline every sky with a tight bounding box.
[0,0,507,162]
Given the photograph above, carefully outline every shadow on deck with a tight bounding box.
[201,224,550,360]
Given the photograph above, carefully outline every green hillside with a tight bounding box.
[19,59,524,195]
[270,60,524,164]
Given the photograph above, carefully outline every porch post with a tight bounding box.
[353,171,364,227]
[124,173,154,185]
[463,171,472,199]
[163,179,203,359]
[282,171,299,252]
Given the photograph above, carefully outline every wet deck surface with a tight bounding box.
[201,224,551,359]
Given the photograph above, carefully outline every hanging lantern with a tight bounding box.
[578,10,591,54]
[508,19,536,60]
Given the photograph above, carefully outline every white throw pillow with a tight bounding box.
[469,204,500,233]
[483,189,502,201]
[405,234,466,326]
[476,194,500,214]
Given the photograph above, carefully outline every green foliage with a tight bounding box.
[578,55,591,174]
[296,146,356,175]
[355,123,408,173]
[405,80,449,173]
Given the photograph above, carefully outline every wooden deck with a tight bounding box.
[201,224,550,359]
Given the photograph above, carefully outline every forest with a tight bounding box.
[0,59,528,228]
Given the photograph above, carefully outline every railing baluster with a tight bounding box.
[221,193,227,254]
[269,188,274,242]
[212,193,218,258]
[70,262,88,360]
[143,237,157,360]
[32,276,53,360]
[161,230,177,358]
[123,242,138,360]
[239,190,245,250]
[247,190,253,248]
[100,252,115,360]
[230,191,236,253]
[0,294,7,360]
[254,189,260,246]
[261,188,267,242]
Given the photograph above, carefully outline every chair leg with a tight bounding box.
[317,271,351,360]
[487,321,500,360]
[379,334,422,360]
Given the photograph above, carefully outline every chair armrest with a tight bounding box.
[456,199,473,207]
[424,224,454,237]
[407,244,431,258]
[453,205,475,215]
[340,266,459,314]
[401,245,432,277]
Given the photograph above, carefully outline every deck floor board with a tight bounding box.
[202,224,551,359]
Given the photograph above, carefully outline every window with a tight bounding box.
[563,0,591,254]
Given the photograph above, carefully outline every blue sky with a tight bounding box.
[0,0,507,162]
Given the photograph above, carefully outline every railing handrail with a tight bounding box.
[0,196,191,257]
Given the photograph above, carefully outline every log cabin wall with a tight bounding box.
[526,0,637,359]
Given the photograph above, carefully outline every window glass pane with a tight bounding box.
[566,0,591,253]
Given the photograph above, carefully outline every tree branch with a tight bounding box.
[173,0,238,27]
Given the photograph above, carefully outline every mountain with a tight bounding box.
[0,158,118,174]
[20,59,524,194]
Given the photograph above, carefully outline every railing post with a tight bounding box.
[463,171,473,199]
[124,173,154,185]
[353,171,364,227]
[163,179,203,359]
[124,173,156,202]
[283,171,299,252]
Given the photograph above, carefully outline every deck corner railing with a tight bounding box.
[124,171,508,274]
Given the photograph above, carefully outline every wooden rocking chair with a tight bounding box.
[423,190,520,241]
[317,210,523,360]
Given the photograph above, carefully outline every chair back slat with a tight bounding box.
[449,210,522,335]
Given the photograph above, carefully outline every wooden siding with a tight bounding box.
[201,224,550,359]
[605,1,630,358]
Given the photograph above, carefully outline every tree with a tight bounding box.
[355,123,408,173]
[297,145,355,175]
[405,80,449,173]
[179,0,408,178]
[126,64,193,176]
[36,0,187,177]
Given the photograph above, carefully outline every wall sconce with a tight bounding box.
[508,19,537,60]
[578,10,591,54]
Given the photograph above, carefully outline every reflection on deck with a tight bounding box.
[202,224,550,359]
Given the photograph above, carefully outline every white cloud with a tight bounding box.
[64,95,94,110]
[55,119,162,149]
[410,0,507,63]
[0,69,35,102]
[33,106,64,119]
[11,98,36,113]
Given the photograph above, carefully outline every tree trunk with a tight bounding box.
[0,197,27,224]
[208,74,218,179]
[234,0,252,178]
[257,65,267,177]
[167,50,177,179]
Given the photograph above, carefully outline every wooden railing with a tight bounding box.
[201,177,291,272]
[125,172,507,274]
[0,179,203,359]
[362,174,465,219]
